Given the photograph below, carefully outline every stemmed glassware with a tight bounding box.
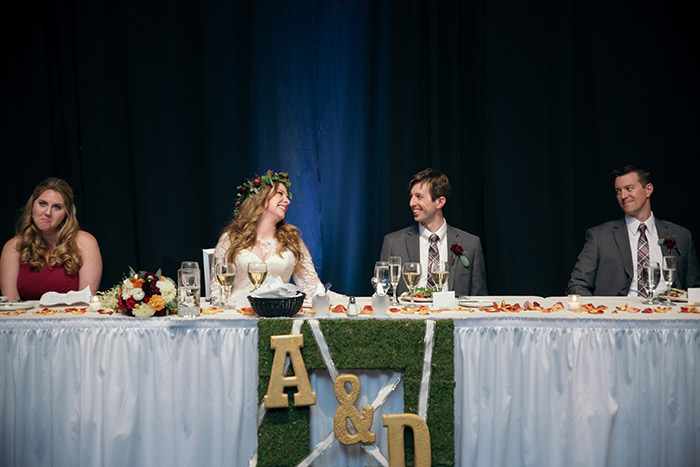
[402,262,422,308]
[375,261,391,295]
[215,262,236,308]
[388,256,402,305]
[178,261,201,318]
[641,261,660,305]
[248,262,268,291]
[429,260,450,292]
[661,256,677,305]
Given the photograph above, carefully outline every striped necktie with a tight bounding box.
[637,223,649,297]
[427,234,439,290]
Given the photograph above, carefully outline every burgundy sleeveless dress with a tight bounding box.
[16,263,80,300]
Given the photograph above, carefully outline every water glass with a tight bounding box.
[641,261,660,305]
[375,261,390,295]
[178,267,201,318]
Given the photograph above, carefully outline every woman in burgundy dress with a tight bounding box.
[0,178,102,301]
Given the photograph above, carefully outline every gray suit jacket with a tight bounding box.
[380,224,488,296]
[566,218,700,296]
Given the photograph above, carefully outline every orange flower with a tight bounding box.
[146,294,166,311]
[130,278,145,288]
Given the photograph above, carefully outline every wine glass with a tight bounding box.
[388,256,402,305]
[248,262,268,291]
[429,260,450,292]
[402,262,422,308]
[661,256,677,305]
[215,263,236,308]
[641,261,660,305]
[375,261,390,295]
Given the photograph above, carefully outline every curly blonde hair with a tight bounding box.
[223,182,306,271]
[16,178,82,275]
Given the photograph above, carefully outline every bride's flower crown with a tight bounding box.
[234,170,292,216]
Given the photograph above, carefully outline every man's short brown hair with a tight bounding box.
[613,165,652,186]
[409,168,451,201]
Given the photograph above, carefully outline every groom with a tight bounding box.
[567,165,700,296]
[380,168,488,297]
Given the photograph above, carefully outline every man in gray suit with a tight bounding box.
[380,168,488,296]
[567,165,700,296]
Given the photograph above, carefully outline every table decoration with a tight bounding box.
[100,268,177,317]
[256,319,454,467]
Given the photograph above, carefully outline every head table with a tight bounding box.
[1,296,698,467]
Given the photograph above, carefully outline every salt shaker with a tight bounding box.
[347,297,358,317]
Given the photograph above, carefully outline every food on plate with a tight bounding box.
[412,287,434,299]
[680,306,699,313]
[332,304,347,314]
[664,288,687,299]
[360,305,373,315]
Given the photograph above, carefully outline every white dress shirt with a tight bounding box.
[418,219,448,290]
[625,212,665,296]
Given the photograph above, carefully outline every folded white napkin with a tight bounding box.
[40,286,92,307]
[249,276,302,298]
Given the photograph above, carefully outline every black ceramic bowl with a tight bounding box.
[248,293,306,317]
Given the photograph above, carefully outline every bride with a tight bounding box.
[211,170,328,299]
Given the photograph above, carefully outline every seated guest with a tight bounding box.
[0,177,102,300]
[380,168,488,296]
[567,165,700,296]
[212,170,331,298]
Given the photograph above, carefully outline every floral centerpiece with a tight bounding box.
[100,268,177,317]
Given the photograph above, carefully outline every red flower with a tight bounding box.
[450,243,470,268]
[659,236,677,254]
[253,177,261,186]
[125,296,136,310]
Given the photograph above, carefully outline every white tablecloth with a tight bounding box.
[455,317,700,467]
[2,296,699,467]
[0,318,259,467]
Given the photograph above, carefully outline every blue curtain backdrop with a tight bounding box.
[1,0,698,296]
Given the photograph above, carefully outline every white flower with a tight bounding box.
[157,278,177,302]
[99,287,120,310]
[132,303,156,318]
[132,288,145,301]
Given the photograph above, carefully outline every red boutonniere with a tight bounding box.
[658,236,679,254]
[450,243,470,268]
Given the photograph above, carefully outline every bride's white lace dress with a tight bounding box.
[210,233,323,299]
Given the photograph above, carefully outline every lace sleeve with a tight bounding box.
[209,233,230,300]
[292,241,323,297]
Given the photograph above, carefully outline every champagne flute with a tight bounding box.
[388,256,402,305]
[215,263,236,308]
[430,260,450,292]
[641,261,660,305]
[248,262,268,291]
[402,262,421,308]
[662,256,677,305]
[375,261,390,295]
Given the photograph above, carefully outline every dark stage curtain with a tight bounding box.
[2,0,698,296]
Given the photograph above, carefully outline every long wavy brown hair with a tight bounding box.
[16,178,82,275]
[223,182,306,271]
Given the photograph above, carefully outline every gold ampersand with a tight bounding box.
[333,374,376,445]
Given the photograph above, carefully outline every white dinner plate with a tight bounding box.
[0,301,37,311]
[400,295,432,304]
[458,299,496,308]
